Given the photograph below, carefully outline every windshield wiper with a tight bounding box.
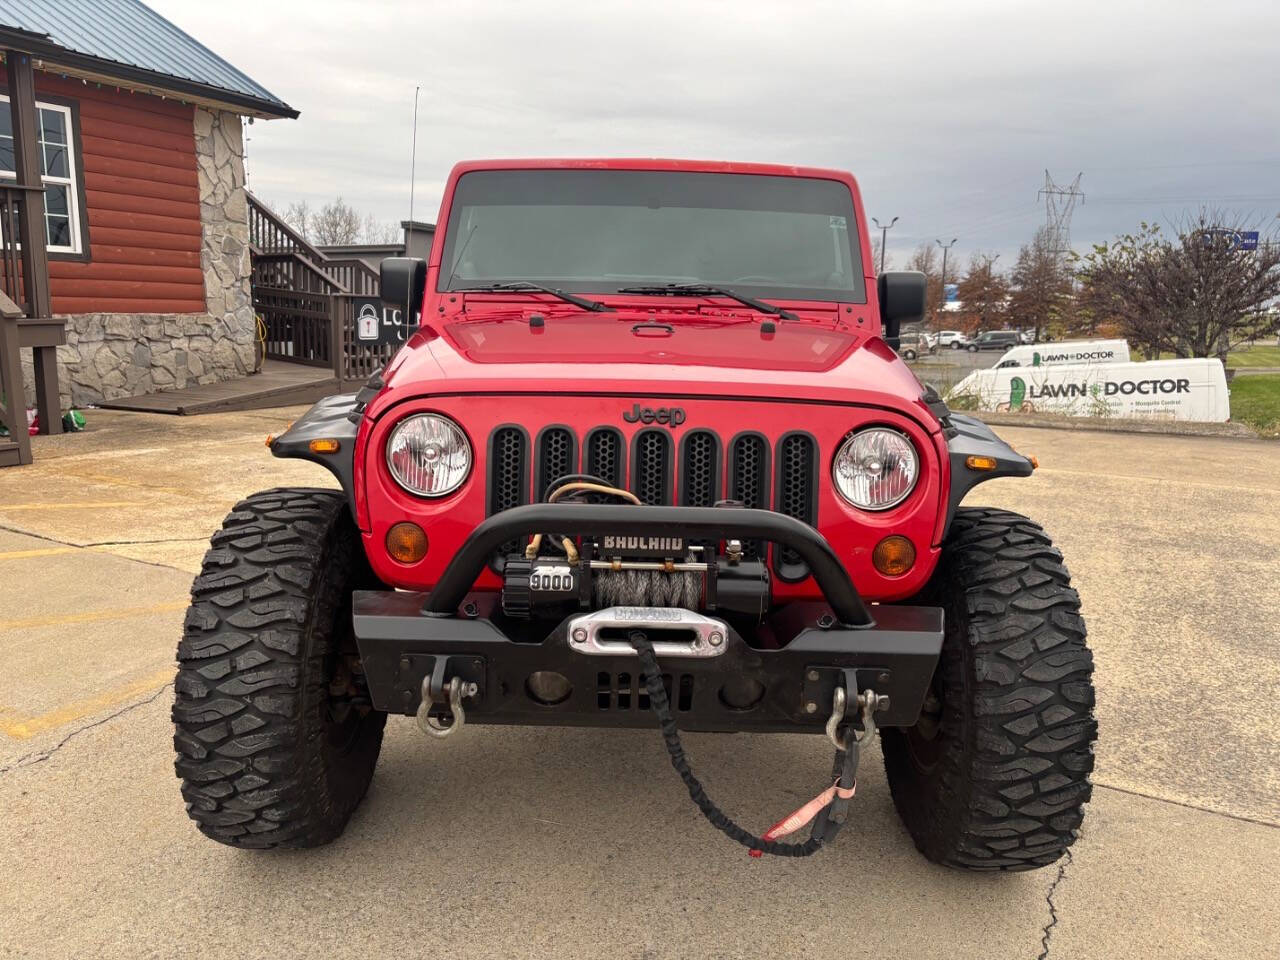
[454,282,610,313]
[616,283,800,322]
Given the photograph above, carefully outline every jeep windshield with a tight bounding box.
[440,169,866,303]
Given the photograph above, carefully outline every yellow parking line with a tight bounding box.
[0,544,174,562]
[0,667,174,740]
[0,600,188,632]
[0,501,146,511]
[0,546,84,561]
[53,470,189,495]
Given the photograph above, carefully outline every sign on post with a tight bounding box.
[353,297,419,346]
[1202,229,1260,251]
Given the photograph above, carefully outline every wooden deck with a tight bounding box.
[98,360,342,415]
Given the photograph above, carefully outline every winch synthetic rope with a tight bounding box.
[627,630,857,858]
[593,567,702,608]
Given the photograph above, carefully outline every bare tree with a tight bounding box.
[274,197,398,247]
[361,214,401,245]
[310,197,364,245]
[1008,226,1071,341]
[956,253,1008,332]
[281,199,312,241]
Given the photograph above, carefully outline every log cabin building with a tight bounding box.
[0,0,295,459]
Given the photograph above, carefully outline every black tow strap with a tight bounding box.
[628,630,856,858]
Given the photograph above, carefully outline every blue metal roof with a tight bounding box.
[0,0,294,116]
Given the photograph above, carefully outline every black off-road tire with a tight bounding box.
[881,507,1096,871]
[173,488,386,848]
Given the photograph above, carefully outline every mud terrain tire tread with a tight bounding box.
[881,507,1096,871]
[172,487,385,848]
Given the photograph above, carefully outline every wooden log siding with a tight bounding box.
[33,74,206,315]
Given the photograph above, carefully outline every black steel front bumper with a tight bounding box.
[354,592,942,732]
[352,502,944,734]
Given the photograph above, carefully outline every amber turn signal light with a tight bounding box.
[309,438,341,454]
[386,522,428,564]
[872,535,915,576]
[965,455,998,471]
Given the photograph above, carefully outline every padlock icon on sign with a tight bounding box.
[357,303,380,341]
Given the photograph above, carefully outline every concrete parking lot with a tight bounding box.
[1,407,1277,960]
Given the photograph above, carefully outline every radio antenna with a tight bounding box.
[407,85,421,256]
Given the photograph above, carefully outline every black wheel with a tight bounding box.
[903,348,917,360]
[949,341,961,349]
[881,507,1096,871]
[967,344,979,352]
[173,488,386,848]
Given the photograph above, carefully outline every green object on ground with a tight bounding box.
[1229,374,1280,435]
[63,409,86,432]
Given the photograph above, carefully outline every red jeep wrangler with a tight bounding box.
[174,159,1096,868]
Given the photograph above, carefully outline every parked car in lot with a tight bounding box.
[1019,330,1035,344]
[897,332,936,361]
[937,330,969,349]
[967,330,1022,352]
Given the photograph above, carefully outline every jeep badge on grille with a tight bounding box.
[623,404,686,426]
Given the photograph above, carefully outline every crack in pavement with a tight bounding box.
[0,682,173,779]
[83,537,208,547]
[0,521,203,574]
[1035,847,1072,960]
[1095,781,1278,829]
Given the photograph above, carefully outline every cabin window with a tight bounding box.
[0,96,83,255]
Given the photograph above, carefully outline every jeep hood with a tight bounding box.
[442,312,857,373]
[375,308,935,426]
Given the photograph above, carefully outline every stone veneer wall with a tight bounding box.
[23,107,255,410]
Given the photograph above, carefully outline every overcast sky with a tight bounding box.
[154,0,1280,268]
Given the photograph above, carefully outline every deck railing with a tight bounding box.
[253,285,339,368]
[247,194,396,383]
[324,258,380,297]
[252,250,348,295]
[0,289,32,465]
[247,190,334,266]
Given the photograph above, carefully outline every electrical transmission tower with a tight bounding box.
[1038,171,1085,262]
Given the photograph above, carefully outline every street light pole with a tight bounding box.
[936,237,958,327]
[872,216,898,273]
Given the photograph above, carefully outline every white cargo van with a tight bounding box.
[948,358,1230,422]
[992,339,1130,370]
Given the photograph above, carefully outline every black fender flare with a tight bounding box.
[942,414,1034,536]
[268,392,362,513]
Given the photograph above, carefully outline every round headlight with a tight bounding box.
[386,414,472,498]
[833,428,919,511]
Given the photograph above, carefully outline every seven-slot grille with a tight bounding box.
[487,424,818,578]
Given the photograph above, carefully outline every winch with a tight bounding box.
[499,477,771,621]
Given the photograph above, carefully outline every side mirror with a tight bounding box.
[380,257,427,320]
[877,271,927,351]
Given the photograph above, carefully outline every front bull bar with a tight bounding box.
[422,503,875,626]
